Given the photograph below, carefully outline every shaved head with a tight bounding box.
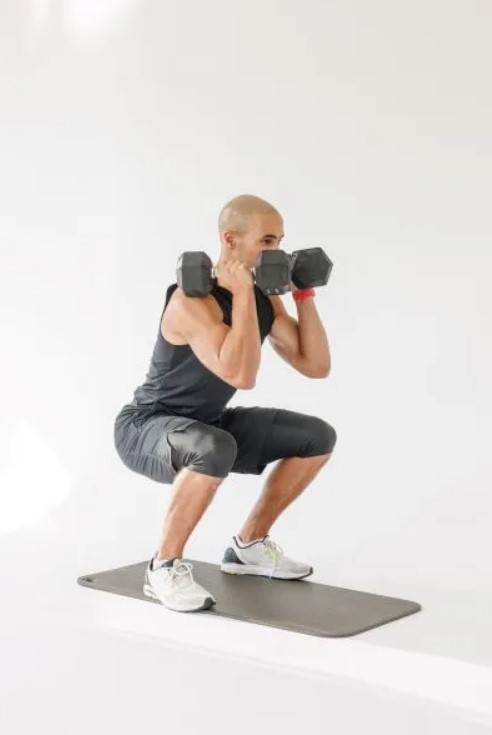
[218,194,280,236]
[216,194,285,270]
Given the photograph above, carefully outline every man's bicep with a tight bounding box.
[268,316,325,378]
[268,312,300,364]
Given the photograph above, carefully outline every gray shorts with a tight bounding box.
[114,405,336,485]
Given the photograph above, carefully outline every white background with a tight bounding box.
[1,1,491,733]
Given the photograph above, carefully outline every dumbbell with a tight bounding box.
[177,249,292,297]
[290,247,333,289]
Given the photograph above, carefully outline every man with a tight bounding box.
[114,194,337,613]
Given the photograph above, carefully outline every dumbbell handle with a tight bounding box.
[210,264,260,278]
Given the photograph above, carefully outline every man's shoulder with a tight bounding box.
[163,286,222,333]
[168,285,215,314]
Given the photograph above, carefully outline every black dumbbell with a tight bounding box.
[290,247,333,289]
[177,249,292,297]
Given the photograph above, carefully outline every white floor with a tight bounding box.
[2,523,492,735]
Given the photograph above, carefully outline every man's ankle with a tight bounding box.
[156,552,182,562]
[237,533,264,544]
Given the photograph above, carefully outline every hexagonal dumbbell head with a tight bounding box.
[290,247,333,289]
[176,251,214,297]
[254,249,292,295]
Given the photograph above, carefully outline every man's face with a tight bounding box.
[234,213,285,268]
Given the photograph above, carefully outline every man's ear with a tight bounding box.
[223,231,236,250]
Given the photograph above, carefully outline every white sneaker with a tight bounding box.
[221,535,313,580]
[143,557,216,612]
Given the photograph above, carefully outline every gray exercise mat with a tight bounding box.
[78,559,421,637]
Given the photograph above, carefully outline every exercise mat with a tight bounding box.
[78,559,421,637]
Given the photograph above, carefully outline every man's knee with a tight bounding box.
[201,430,238,476]
[171,425,238,478]
[301,416,337,457]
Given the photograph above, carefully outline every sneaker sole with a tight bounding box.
[220,563,313,580]
[143,583,216,612]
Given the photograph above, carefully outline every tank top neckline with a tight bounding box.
[212,279,231,295]
[212,280,263,297]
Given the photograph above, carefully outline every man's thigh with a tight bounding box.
[114,410,198,484]
[218,406,279,475]
[114,409,238,483]
[219,406,337,476]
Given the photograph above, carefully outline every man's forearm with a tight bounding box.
[295,297,331,373]
[219,287,261,386]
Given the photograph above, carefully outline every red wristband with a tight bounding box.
[292,287,315,302]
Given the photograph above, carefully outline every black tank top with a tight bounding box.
[127,281,274,425]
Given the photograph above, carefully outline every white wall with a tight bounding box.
[1,2,492,730]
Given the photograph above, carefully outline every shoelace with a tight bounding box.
[156,559,194,586]
[263,536,284,579]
